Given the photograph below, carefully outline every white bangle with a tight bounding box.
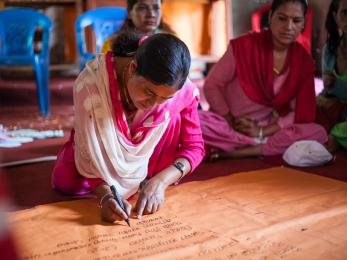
[258,127,263,140]
[99,193,113,208]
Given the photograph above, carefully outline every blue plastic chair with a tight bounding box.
[0,8,52,116]
[75,7,127,70]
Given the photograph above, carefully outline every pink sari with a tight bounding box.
[232,29,316,123]
[52,53,205,197]
[199,30,327,155]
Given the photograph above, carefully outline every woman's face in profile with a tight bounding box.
[269,1,305,47]
[126,62,177,111]
[129,0,162,34]
[334,0,347,36]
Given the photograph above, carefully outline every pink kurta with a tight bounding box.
[52,54,205,196]
[199,45,327,155]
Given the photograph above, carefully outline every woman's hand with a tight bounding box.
[135,178,166,218]
[324,70,335,89]
[223,112,234,129]
[234,117,259,137]
[100,195,132,223]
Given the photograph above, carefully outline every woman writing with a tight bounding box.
[199,0,327,160]
[52,33,204,222]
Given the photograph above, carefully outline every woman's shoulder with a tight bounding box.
[229,30,254,45]
[172,80,200,107]
[85,54,107,71]
[75,54,107,83]
[179,79,199,97]
[101,34,118,53]
[290,41,314,67]
[229,29,270,51]
[292,41,311,56]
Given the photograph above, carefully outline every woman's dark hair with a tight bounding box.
[111,31,141,57]
[119,0,174,34]
[326,0,342,54]
[270,0,308,16]
[112,32,190,90]
[127,0,156,12]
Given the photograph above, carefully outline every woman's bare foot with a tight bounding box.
[208,145,263,162]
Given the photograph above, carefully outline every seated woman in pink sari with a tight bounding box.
[52,33,205,222]
[200,0,327,160]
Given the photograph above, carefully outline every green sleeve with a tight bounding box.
[331,120,347,149]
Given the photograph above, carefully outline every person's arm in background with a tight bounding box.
[234,116,281,138]
[136,88,205,217]
[204,44,236,127]
[234,72,298,138]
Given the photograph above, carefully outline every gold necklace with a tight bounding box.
[273,67,280,75]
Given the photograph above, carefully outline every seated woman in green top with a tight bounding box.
[317,0,347,151]
[101,0,174,53]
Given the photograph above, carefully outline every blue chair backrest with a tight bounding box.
[0,7,52,116]
[0,8,52,60]
[75,7,127,69]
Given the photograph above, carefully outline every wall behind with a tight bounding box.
[229,0,330,75]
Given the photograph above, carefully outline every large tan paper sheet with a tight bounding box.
[8,167,347,259]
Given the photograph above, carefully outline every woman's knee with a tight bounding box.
[52,163,90,195]
[304,123,328,143]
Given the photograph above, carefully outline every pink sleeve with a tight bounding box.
[176,96,205,173]
[277,111,295,128]
[204,44,236,116]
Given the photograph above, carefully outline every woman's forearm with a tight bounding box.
[149,157,191,188]
[262,123,281,137]
[223,112,234,128]
[95,182,112,201]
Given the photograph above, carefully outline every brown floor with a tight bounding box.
[1,77,346,209]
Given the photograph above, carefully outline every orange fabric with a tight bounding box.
[8,167,347,259]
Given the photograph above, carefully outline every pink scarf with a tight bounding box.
[231,29,316,123]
